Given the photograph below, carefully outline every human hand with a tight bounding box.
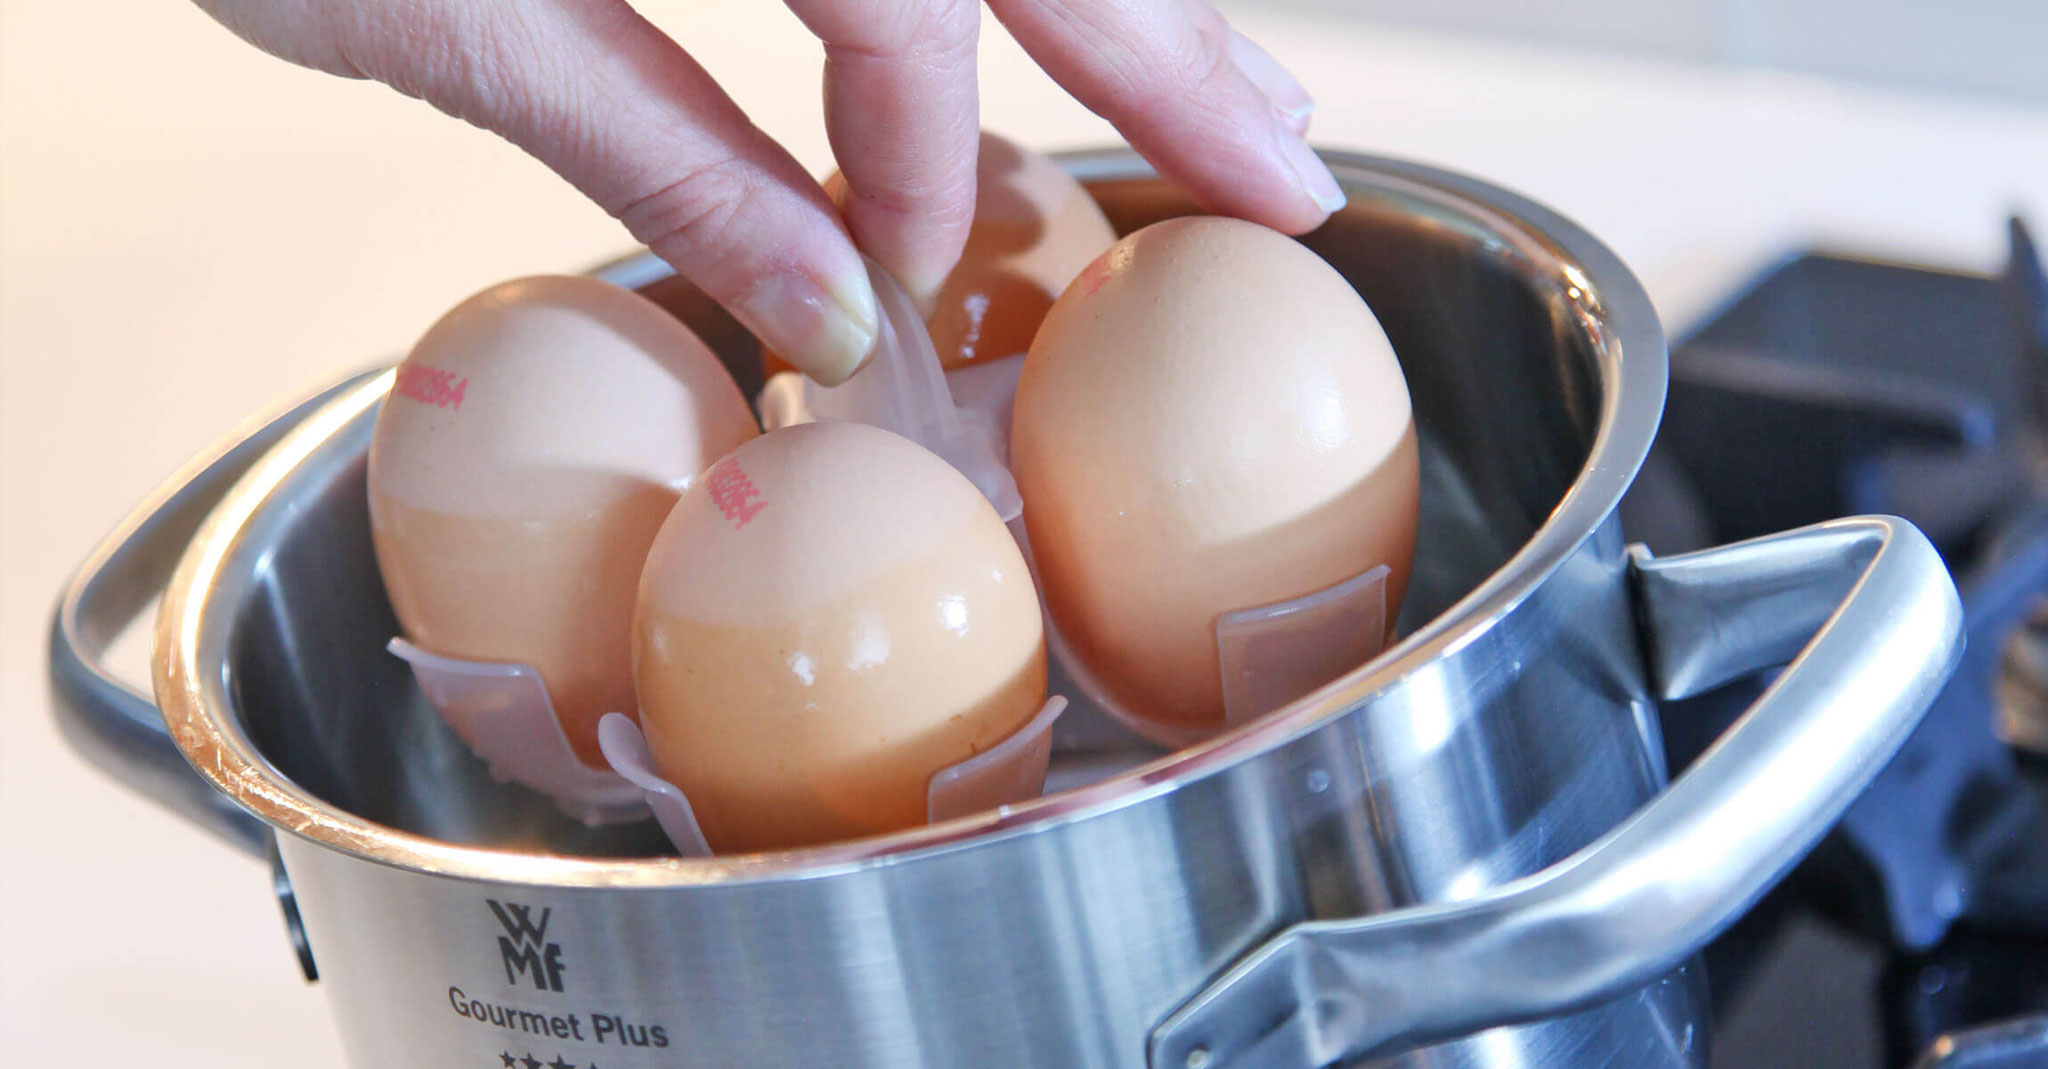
[195,0,1342,384]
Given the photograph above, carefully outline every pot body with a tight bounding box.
[215,149,1696,1067]
[275,511,1694,1068]
[51,150,1961,1069]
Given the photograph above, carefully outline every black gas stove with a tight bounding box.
[1619,220,2048,1068]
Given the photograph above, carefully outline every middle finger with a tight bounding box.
[785,0,984,306]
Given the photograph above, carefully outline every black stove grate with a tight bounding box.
[1617,220,2048,1068]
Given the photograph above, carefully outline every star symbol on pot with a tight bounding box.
[500,1054,516,1068]
[520,1055,542,1069]
[548,1058,576,1069]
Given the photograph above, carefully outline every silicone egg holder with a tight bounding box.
[759,256,1021,520]
[397,251,1387,845]
[390,257,1063,850]
[386,638,647,826]
[391,634,1069,849]
[1010,524,1393,750]
[760,257,1397,752]
[594,697,1069,858]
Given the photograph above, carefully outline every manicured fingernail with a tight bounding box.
[738,267,878,387]
[1229,31,1316,126]
[1277,126,1346,214]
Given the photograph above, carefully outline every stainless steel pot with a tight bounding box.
[51,150,1965,1069]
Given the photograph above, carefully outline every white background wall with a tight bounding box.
[1240,0,2048,106]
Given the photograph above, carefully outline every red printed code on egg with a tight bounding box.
[394,363,469,410]
[707,457,767,529]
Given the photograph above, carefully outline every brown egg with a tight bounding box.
[762,132,1116,378]
[369,275,758,766]
[1011,217,1420,743]
[633,420,1047,852]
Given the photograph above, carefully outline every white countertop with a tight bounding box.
[3,1,2044,1065]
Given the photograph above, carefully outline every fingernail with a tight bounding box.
[1228,31,1316,125]
[1276,104,1312,138]
[1277,127,1346,214]
[738,267,878,387]
[897,262,950,320]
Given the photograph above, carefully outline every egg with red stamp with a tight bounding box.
[368,274,758,766]
[1011,216,1420,744]
[632,420,1047,852]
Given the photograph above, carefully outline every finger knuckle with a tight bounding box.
[827,0,977,61]
[350,4,559,131]
[613,159,763,287]
[856,171,976,232]
[911,0,981,59]
[1160,23,1235,108]
[1067,12,1229,125]
[1109,23,1236,137]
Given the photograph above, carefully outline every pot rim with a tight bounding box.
[155,148,1667,887]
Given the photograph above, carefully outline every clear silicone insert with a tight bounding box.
[761,351,1025,468]
[596,698,1070,857]
[764,255,1022,521]
[1007,521,1393,750]
[1216,564,1391,725]
[388,637,1070,855]
[386,639,649,826]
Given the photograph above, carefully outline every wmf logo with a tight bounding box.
[488,899,567,992]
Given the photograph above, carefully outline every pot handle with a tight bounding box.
[1150,515,1963,1068]
[48,370,388,859]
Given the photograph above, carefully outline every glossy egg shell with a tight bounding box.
[1010,216,1420,739]
[368,274,758,765]
[633,420,1047,852]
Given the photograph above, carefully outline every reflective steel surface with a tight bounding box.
[50,151,1963,1068]
[1154,517,1961,1066]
